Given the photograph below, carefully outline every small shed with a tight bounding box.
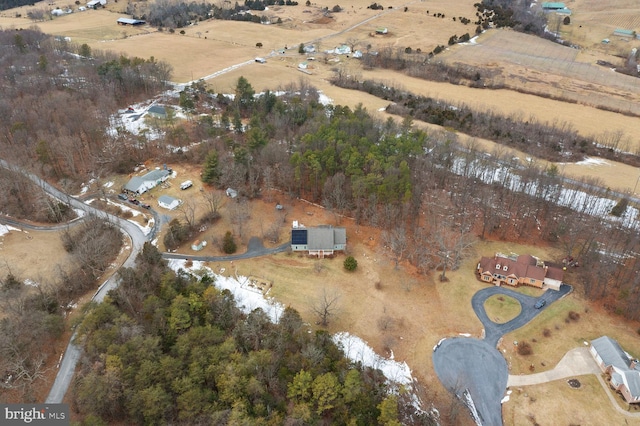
[158,195,180,210]
[375,27,388,34]
[191,240,207,251]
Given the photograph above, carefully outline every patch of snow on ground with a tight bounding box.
[318,92,333,106]
[24,279,39,287]
[72,184,89,197]
[0,224,19,237]
[103,181,114,188]
[167,259,284,322]
[73,208,86,218]
[333,332,413,386]
[575,157,610,166]
[131,217,154,236]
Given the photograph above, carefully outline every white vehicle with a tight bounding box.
[180,180,193,190]
[255,57,266,63]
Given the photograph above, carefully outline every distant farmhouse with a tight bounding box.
[590,336,640,404]
[117,17,146,26]
[123,169,171,195]
[476,253,564,291]
[291,223,346,258]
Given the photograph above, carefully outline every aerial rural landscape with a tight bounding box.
[1,0,640,424]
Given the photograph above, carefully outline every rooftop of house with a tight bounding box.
[478,253,563,282]
[592,336,640,398]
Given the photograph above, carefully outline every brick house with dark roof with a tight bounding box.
[476,253,564,290]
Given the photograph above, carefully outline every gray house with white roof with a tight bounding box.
[590,336,640,404]
[123,169,171,194]
[291,225,346,258]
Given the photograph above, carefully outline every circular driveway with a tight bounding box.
[472,284,572,347]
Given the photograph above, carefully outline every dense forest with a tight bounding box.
[71,243,430,425]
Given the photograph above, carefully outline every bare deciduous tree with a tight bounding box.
[230,199,251,238]
[311,288,340,327]
[177,197,197,228]
[382,227,408,269]
[201,188,224,219]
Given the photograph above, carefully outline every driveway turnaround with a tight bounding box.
[433,337,508,426]
[434,283,572,425]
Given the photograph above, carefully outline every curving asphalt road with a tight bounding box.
[433,283,572,425]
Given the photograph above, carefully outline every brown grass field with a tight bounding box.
[3,0,640,422]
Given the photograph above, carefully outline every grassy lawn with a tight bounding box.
[503,374,635,426]
[484,294,521,324]
[502,290,640,377]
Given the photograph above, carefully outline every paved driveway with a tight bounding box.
[434,283,573,425]
[507,346,599,386]
[473,284,572,347]
[433,338,508,426]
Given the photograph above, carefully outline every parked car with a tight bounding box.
[140,203,151,209]
[534,299,546,309]
[118,193,128,200]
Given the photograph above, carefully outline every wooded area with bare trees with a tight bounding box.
[0,217,121,401]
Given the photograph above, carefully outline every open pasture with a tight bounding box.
[441,30,640,116]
